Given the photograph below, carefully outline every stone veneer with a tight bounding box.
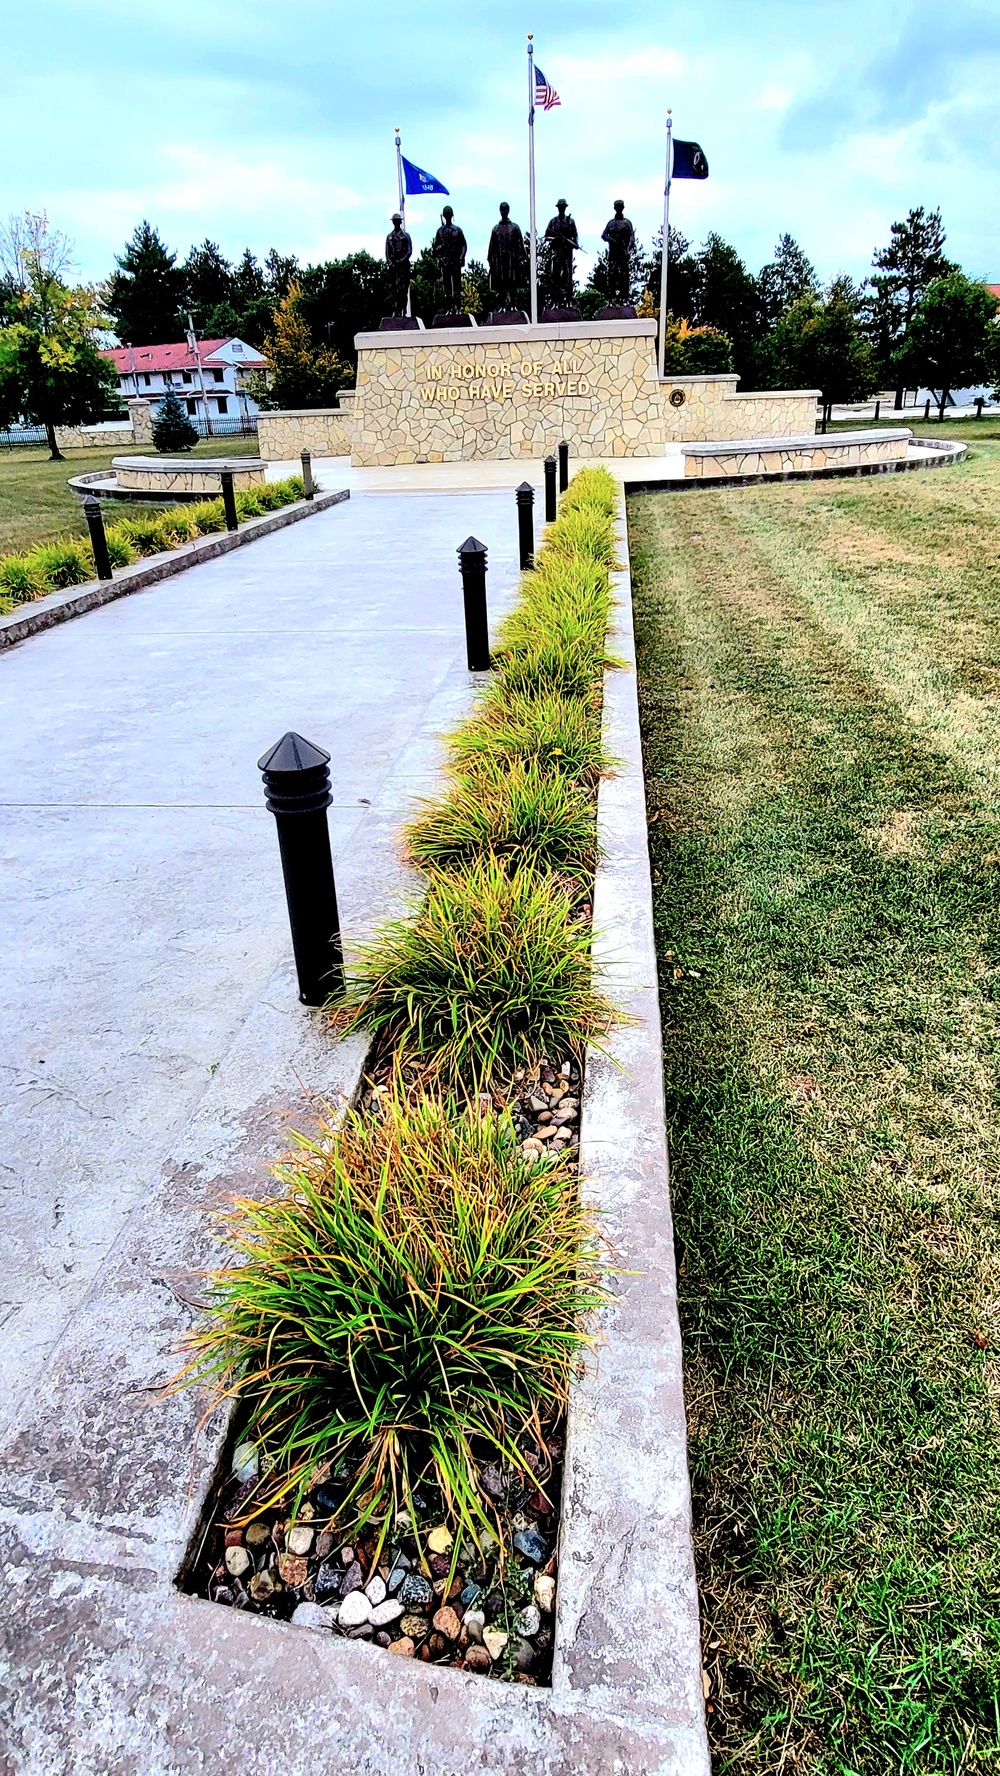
[252,325,820,468]
[256,407,352,461]
[55,399,154,452]
[112,455,266,495]
[682,428,911,478]
[347,321,819,467]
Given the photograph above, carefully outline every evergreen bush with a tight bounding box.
[152,389,199,453]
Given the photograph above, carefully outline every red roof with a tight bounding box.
[988,284,1000,301]
[103,338,266,373]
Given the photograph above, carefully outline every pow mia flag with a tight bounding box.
[672,139,709,180]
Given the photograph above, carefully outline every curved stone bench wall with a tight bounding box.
[682,428,911,478]
[111,456,266,496]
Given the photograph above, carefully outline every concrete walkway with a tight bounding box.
[0,484,520,1433]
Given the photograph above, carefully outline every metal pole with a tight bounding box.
[82,495,113,581]
[976,396,984,419]
[187,311,213,438]
[924,398,931,422]
[544,454,557,521]
[874,398,880,421]
[527,36,538,326]
[301,449,314,500]
[457,536,490,671]
[657,112,672,381]
[558,438,569,492]
[258,732,344,1005]
[515,481,535,570]
[220,469,238,531]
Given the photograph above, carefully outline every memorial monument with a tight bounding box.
[431,205,470,328]
[598,200,637,320]
[542,199,581,321]
[485,202,527,325]
[381,213,417,331]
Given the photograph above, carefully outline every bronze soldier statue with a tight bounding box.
[384,213,413,317]
[601,200,635,308]
[543,199,580,314]
[487,202,526,312]
[431,205,467,311]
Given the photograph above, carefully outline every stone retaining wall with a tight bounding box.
[256,408,353,460]
[683,428,910,478]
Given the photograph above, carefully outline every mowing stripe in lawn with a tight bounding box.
[628,481,1000,1776]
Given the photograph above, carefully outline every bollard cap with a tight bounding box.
[515,481,534,496]
[457,535,488,561]
[259,731,332,814]
[82,492,101,511]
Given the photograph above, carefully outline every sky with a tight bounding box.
[4,0,1000,291]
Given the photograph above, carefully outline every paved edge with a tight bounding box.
[0,500,708,1775]
[0,489,350,651]
[624,436,967,494]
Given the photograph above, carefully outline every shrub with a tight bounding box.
[559,466,618,519]
[341,854,612,1080]
[116,513,169,557]
[178,1093,608,1533]
[406,756,598,880]
[447,684,609,786]
[29,539,93,589]
[103,527,137,569]
[234,488,265,520]
[543,506,621,571]
[153,508,199,546]
[0,554,47,604]
[495,624,610,702]
[187,499,225,534]
[152,389,199,453]
[660,316,733,376]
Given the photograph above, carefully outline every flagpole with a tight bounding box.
[527,35,538,325]
[657,110,672,381]
[395,128,405,224]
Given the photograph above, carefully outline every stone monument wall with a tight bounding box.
[256,407,353,461]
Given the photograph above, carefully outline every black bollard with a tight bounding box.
[976,397,985,420]
[874,399,880,422]
[457,536,490,672]
[558,438,569,492]
[515,481,535,571]
[220,468,239,532]
[82,494,113,581]
[301,448,314,500]
[544,455,557,521]
[258,732,344,1005]
[923,398,931,422]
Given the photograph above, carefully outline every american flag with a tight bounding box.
[534,64,561,111]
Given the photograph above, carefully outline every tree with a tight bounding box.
[0,216,119,458]
[689,233,764,381]
[252,281,350,409]
[643,226,696,321]
[297,251,389,366]
[230,249,269,345]
[579,235,648,317]
[772,286,876,405]
[660,317,733,375]
[758,234,819,327]
[105,221,185,345]
[152,387,199,452]
[864,206,955,402]
[897,273,999,413]
[183,239,233,332]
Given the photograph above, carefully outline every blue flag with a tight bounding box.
[672,139,709,180]
[401,155,449,197]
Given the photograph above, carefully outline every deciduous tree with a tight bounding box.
[252,281,350,409]
[897,273,999,413]
[0,214,118,458]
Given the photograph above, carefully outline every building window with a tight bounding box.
[186,399,197,415]
[143,373,151,386]
[182,370,192,384]
[212,368,225,383]
[216,396,229,415]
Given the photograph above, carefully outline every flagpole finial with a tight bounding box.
[527,32,533,40]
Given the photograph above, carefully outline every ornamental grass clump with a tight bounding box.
[103,527,136,569]
[341,854,611,1080]
[557,465,618,519]
[0,554,47,604]
[542,505,621,572]
[28,538,92,589]
[179,1093,609,1536]
[406,755,598,880]
[447,683,609,786]
[116,512,169,557]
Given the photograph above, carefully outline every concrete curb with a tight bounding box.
[0,499,706,1772]
[0,488,349,651]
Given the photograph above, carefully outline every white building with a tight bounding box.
[104,336,269,427]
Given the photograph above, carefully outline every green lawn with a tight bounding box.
[0,434,261,557]
[628,443,1000,1773]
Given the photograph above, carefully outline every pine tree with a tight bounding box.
[151,387,199,452]
[105,221,185,345]
[182,239,233,332]
[864,207,956,400]
[758,234,819,327]
[772,287,876,404]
